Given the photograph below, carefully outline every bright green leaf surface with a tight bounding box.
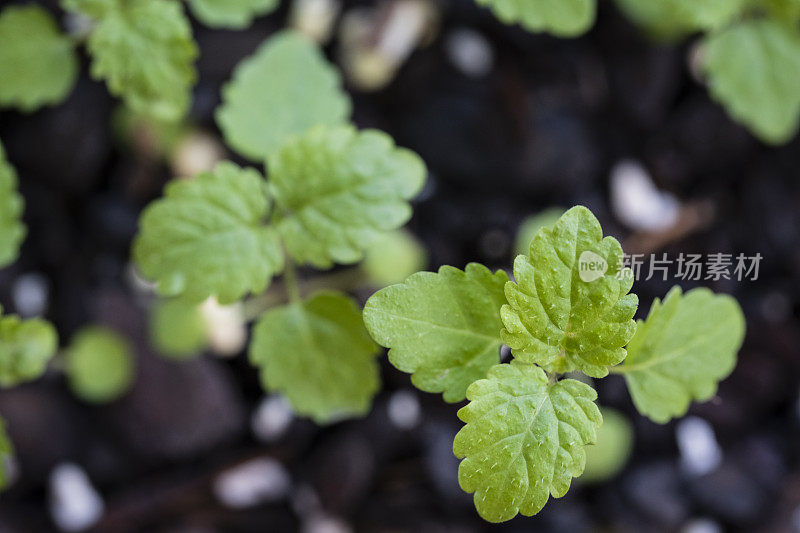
[216,30,351,161]
[0,5,78,111]
[704,19,800,144]
[454,361,602,522]
[0,141,25,268]
[501,206,638,377]
[188,0,279,29]
[65,326,135,403]
[0,418,13,490]
[149,299,207,358]
[133,162,284,304]
[581,407,633,483]
[249,291,381,423]
[270,125,426,269]
[615,286,745,423]
[0,309,58,387]
[364,263,509,402]
[68,0,198,121]
[475,0,596,37]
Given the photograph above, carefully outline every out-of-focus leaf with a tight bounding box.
[0,141,25,268]
[187,0,279,29]
[65,326,135,403]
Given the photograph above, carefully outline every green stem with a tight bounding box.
[283,259,301,303]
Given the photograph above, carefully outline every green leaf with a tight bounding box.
[133,162,284,304]
[216,30,351,161]
[613,0,748,41]
[364,263,508,402]
[0,417,13,490]
[614,286,745,423]
[270,125,426,269]
[670,0,749,30]
[362,229,428,287]
[0,5,78,111]
[581,407,633,483]
[149,299,207,358]
[0,141,26,268]
[0,309,58,387]
[764,0,800,23]
[704,19,800,144]
[67,0,198,121]
[453,361,602,522]
[474,0,596,37]
[187,0,279,29]
[65,326,135,403]
[249,291,380,423]
[501,206,638,377]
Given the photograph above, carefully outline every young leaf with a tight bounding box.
[613,286,745,423]
[501,206,638,377]
[216,30,351,161]
[149,299,207,358]
[0,141,26,268]
[0,309,59,387]
[249,291,381,424]
[65,326,135,403]
[704,19,800,144]
[0,418,13,490]
[581,407,633,483]
[270,125,426,269]
[0,5,78,112]
[187,0,279,29]
[669,0,748,30]
[362,229,428,286]
[133,162,284,304]
[453,361,602,522]
[475,0,596,37]
[363,263,509,402]
[67,0,198,121]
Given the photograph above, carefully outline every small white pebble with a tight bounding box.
[200,298,246,356]
[445,28,494,78]
[676,417,722,477]
[213,458,290,509]
[682,517,722,533]
[252,396,294,443]
[611,159,680,232]
[49,463,104,532]
[171,131,226,179]
[289,0,341,43]
[13,273,49,318]
[387,390,421,430]
[302,514,352,533]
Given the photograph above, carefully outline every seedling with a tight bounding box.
[363,206,745,522]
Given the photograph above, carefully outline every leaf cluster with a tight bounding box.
[364,206,745,522]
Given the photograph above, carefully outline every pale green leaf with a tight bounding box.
[764,0,800,23]
[0,141,26,268]
[188,0,279,29]
[249,291,380,423]
[0,5,78,111]
[216,30,351,161]
[0,417,13,490]
[0,309,59,387]
[149,299,207,358]
[613,0,748,41]
[475,0,596,37]
[68,0,198,121]
[270,125,426,269]
[514,208,564,258]
[453,361,602,522]
[581,407,633,483]
[133,162,284,304]
[362,229,428,287]
[364,263,509,402]
[65,326,135,403]
[670,0,749,30]
[704,19,800,144]
[501,206,638,377]
[615,286,745,423]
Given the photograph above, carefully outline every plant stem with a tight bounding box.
[283,258,301,303]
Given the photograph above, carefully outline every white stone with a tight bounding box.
[682,517,722,533]
[445,28,494,78]
[251,395,294,443]
[49,463,104,532]
[676,417,722,477]
[302,514,352,533]
[611,159,681,232]
[290,0,341,44]
[12,273,49,317]
[200,298,246,356]
[387,390,421,430]
[213,458,291,509]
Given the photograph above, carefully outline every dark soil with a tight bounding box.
[0,0,799,531]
